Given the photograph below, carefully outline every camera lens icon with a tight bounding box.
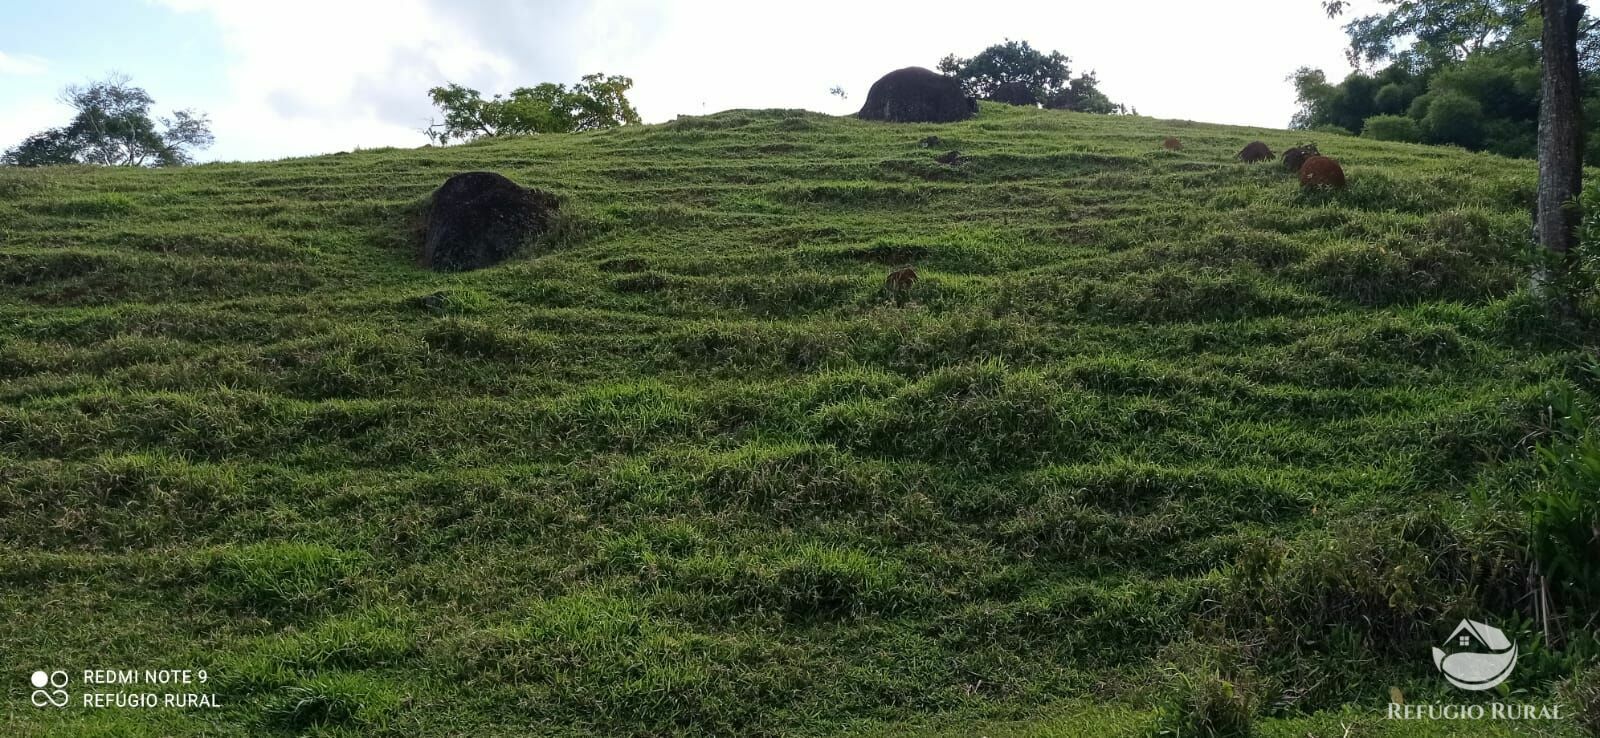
[30,670,68,708]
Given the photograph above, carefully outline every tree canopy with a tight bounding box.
[937,39,1125,114]
[1324,0,1529,68]
[425,73,640,144]
[2,75,213,167]
[1295,0,1600,163]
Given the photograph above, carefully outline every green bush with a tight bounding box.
[1532,385,1600,613]
[1362,114,1421,143]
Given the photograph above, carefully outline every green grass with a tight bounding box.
[0,103,1592,736]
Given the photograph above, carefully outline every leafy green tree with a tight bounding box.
[1322,0,1529,68]
[1325,0,1600,72]
[2,75,213,167]
[3,129,81,167]
[1295,2,1597,163]
[425,73,640,144]
[1317,0,1592,319]
[1422,90,1487,146]
[1052,72,1123,114]
[1291,65,1421,134]
[938,39,1124,114]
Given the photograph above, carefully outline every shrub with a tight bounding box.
[1532,384,1600,615]
[1362,114,1421,143]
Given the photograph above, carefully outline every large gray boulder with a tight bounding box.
[857,67,977,123]
[421,172,558,272]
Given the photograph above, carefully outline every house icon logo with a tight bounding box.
[1432,619,1517,691]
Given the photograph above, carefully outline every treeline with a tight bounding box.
[1295,1,1600,162]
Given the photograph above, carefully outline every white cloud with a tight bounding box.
[157,0,1384,161]
[157,0,519,160]
[0,100,71,149]
[0,51,48,76]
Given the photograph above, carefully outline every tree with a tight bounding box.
[2,75,213,167]
[425,73,640,145]
[1537,0,1586,273]
[1052,72,1124,115]
[1424,90,1487,146]
[1324,0,1529,68]
[1317,0,1590,310]
[938,39,1124,114]
[1327,0,1600,72]
[2,129,81,167]
[1298,2,1594,163]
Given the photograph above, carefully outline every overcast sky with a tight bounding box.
[0,0,1384,162]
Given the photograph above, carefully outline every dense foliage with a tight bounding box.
[938,39,1125,114]
[1295,1,1600,162]
[1,75,213,167]
[425,73,640,144]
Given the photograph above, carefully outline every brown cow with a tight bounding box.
[1299,156,1346,190]
[886,267,918,291]
[1238,141,1274,163]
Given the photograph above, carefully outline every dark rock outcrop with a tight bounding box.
[1238,141,1274,163]
[421,172,558,272]
[857,67,977,123]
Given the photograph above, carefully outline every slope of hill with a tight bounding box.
[0,103,1587,736]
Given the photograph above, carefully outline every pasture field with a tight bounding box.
[0,103,1590,736]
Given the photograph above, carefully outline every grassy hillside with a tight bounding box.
[0,102,1590,736]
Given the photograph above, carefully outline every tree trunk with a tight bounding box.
[1537,0,1586,269]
